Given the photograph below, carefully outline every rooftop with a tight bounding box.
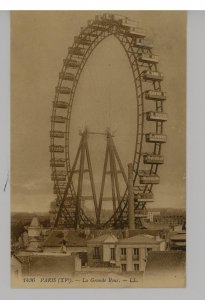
[12,254,24,264]
[119,234,160,245]
[43,230,87,247]
[141,219,170,230]
[30,216,40,227]
[25,245,43,252]
[87,233,118,244]
[170,233,186,241]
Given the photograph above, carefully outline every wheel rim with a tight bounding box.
[50,14,167,228]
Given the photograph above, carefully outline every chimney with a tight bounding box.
[123,228,129,238]
[155,235,161,241]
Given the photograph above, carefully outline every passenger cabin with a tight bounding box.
[145,133,167,143]
[146,111,168,122]
[112,15,124,22]
[139,173,160,184]
[134,192,154,200]
[53,101,69,109]
[121,18,138,27]
[74,36,92,46]
[59,72,75,81]
[51,173,67,179]
[51,175,66,181]
[102,13,112,19]
[68,47,85,56]
[50,159,66,167]
[135,39,153,49]
[85,29,98,38]
[145,90,166,100]
[56,86,71,94]
[139,53,159,64]
[121,19,146,37]
[135,198,154,203]
[143,154,164,164]
[49,145,64,153]
[57,182,67,188]
[97,14,123,23]
[51,116,67,123]
[90,22,105,30]
[94,15,104,23]
[143,70,163,81]
[52,170,67,176]
[101,13,115,22]
[53,183,67,194]
[50,131,65,138]
[53,187,66,194]
[128,27,146,37]
[64,59,80,68]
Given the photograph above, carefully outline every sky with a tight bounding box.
[11,11,186,213]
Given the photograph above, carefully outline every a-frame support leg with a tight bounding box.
[54,138,83,228]
[85,135,98,223]
[98,131,128,224]
[98,143,109,224]
[75,132,86,228]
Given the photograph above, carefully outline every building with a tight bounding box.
[153,214,185,228]
[169,231,186,251]
[27,216,43,249]
[147,211,160,222]
[87,233,166,273]
[116,234,165,272]
[43,229,88,266]
[87,233,118,268]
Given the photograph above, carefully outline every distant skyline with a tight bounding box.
[11,11,186,213]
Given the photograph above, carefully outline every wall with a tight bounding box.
[116,243,160,272]
[11,256,22,278]
[87,244,103,267]
[103,244,116,262]
[75,254,81,271]
[43,246,87,254]
[28,227,41,238]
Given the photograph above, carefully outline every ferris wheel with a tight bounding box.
[49,13,167,229]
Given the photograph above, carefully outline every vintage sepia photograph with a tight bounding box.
[11,11,186,288]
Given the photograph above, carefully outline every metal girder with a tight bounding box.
[50,14,166,229]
